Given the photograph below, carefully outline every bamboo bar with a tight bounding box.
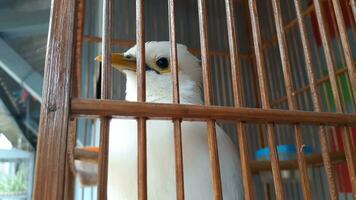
[313,0,356,197]
[293,0,338,199]
[331,0,356,105]
[224,0,254,199]
[97,0,112,199]
[197,0,223,199]
[136,0,147,199]
[168,0,185,199]
[270,0,312,199]
[247,0,285,199]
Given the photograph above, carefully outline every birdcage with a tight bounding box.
[33,0,356,199]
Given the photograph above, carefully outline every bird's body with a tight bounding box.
[103,41,243,200]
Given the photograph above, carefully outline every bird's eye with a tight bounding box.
[156,57,169,69]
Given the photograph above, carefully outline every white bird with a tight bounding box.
[96,41,243,200]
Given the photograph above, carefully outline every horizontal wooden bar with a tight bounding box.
[75,148,98,163]
[82,35,252,59]
[71,99,356,125]
[271,65,350,107]
[250,151,356,173]
[74,147,355,174]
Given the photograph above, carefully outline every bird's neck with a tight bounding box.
[125,71,203,105]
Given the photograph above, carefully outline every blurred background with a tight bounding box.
[0,0,49,199]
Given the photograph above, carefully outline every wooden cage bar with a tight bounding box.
[292,0,339,199]
[168,0,185,199]
[32,0,76,199]
[351,0,356,23]
[312,0,356,198]
[196,0,223,199]
[136,0,148,199]
[75,148,356,172]
[64,119,77,200]
[247,0,285,199]
[33,0,356,199]
[71,99,356,125]
[64,0,86,198]
[330,0,356,104]
[97,0,113,199]
[270,0,312,199]
[224,0,254,199]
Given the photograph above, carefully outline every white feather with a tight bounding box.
[107,41,243,200]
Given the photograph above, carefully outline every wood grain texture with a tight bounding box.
[250,151,356,173]
[71,99,356,125]
[293,0,338,199]
[97,0,113,199]
[137,118,147,200]
[72,0,84,98]
[136,0,147,199]
[224,0,254,199]
[312,0,356,198]
[351,0,356,23]
[82,35,252,59]
[75,148,356,172]
[97,117,110,200]
[32,0,76,199]
[64,118,77,200]
[247,0,284,198]
[197,0,223,199]
[271,67,350,107]
[270,0,311,199]
[330,0,356,104]
[168,0,185,199]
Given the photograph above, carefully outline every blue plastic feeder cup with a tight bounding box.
[255,144,313,183]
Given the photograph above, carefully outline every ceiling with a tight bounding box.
[0,0,50,149]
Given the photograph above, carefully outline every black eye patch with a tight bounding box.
[156,57,169,69]
[145,65,153,71]
[125,54,133,60]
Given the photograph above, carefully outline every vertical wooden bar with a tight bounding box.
[64,118,77,200]
[64,0,85,197]
[312,0,356,197]
[136,0,147,199]
[350,0,356,24]
[241,0,267,151]
[97,0,113,199]
[73,0,85,98]
[224,0,254,199]
[247,0,285,199]
[196,0,223,199]
[168,0,185,199]
[33,0,76,198]
[330,0,356,104]
[292,1,339,199]
[269,0,312,199]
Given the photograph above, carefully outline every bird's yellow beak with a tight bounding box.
[95,53,136,72]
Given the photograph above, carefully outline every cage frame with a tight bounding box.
[33,0,356,199]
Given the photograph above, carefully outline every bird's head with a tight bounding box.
[95,41,203,104]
